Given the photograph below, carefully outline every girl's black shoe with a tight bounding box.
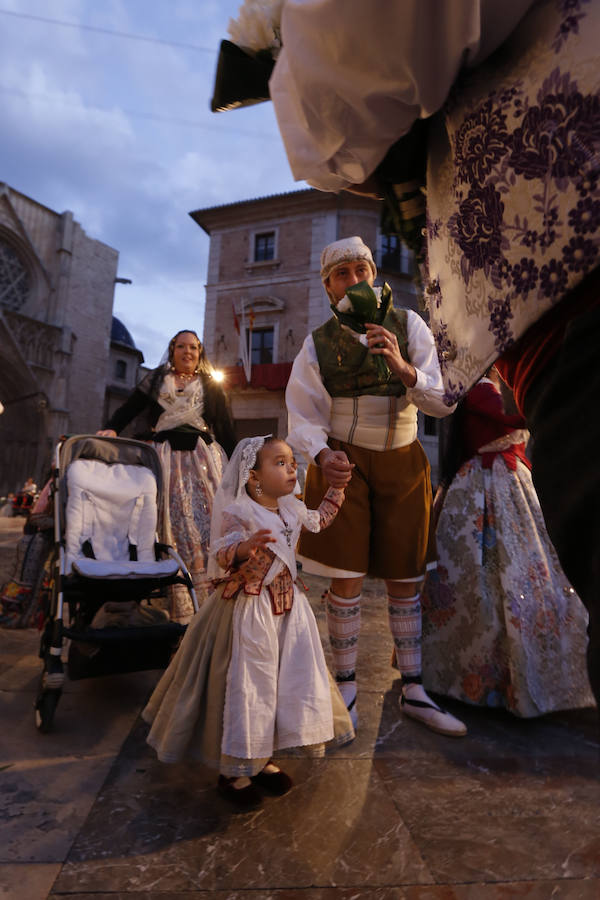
[217,774,262,807]
[251,764,293,795]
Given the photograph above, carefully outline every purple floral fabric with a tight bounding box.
[426,0,600,403]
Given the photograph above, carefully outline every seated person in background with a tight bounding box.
[98,329,236,623]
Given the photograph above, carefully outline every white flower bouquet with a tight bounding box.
[228,0,284,59]
[334,282,393,381]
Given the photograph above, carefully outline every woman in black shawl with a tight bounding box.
[99,330,236,622]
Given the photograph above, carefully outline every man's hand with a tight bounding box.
[317,448,354,488]
[96,429,117,437]
[365,323,417,388]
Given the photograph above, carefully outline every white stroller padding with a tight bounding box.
[65,459,163,576]
[72,559,179,580]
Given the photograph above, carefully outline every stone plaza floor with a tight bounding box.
[0,517,598,899]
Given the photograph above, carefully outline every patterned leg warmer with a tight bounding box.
[388,592,467,737]
[388,592,422,678]
[327,590,361,727]
[327,590,361,680]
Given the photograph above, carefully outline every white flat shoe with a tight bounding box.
[401,684,467,737]
[337,680,358,729]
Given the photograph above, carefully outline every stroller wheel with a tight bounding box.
[34,686,61,733]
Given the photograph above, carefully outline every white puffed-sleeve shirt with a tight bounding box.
[270,0,534,192]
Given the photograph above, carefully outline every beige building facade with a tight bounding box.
[191,189,441,482]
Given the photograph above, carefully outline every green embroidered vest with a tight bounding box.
[312,307,409,398]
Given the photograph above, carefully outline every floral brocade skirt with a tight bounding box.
[421,455,594,717]
[154,439,226,623]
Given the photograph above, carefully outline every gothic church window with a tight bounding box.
[0,239,30,311]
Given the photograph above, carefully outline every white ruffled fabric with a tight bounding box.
[270,0,532,191]
[222,573,334,761]
[154,373,208,432]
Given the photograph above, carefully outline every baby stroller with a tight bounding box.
[35,434,199,732]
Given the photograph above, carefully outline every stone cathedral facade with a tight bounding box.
[0,184,143,495]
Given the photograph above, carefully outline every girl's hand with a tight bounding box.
[96,429,117,437]
[235,529,275,562]
[365,323,417,388]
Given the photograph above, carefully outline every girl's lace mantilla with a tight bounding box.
[239,434,270,487]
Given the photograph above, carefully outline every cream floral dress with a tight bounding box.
[422,387,594,717]
[153,374,226,622]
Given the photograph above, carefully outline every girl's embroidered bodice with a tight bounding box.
[214,487,343,614]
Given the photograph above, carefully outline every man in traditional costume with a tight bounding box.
[263,0,600,714]
[286,236,466,736]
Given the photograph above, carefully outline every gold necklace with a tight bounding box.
[173,370,196,381]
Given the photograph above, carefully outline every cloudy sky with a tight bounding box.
[0,0,301,366]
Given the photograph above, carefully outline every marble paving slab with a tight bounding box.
[376,752,600,885]
[55,758,432,894]
[0,862,61,900]
[371,688,599,764]
[45,883,600,900]
[0,631,160,864]
[52,745,434,893]
[2,570,599,899]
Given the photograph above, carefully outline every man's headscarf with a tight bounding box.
[320,236,377,284]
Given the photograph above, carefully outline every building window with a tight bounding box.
[0,239,30,311]
[234,417,280,441]
[254,231,275,262]
[424,415,437,437]
[249,327,274,364]
[379,234,414,275]
[115,359,127,380]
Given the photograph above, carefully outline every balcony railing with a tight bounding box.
[222,362,293,390]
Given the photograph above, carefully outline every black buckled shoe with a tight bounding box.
[217,774,262,807]
[251,763,293,795]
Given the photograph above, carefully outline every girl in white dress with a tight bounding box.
[142,435,354,807]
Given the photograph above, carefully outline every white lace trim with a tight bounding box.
[154,373,206,432]
[478,429,529,454]
[210,529,248,560]
[303,509,321,533]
